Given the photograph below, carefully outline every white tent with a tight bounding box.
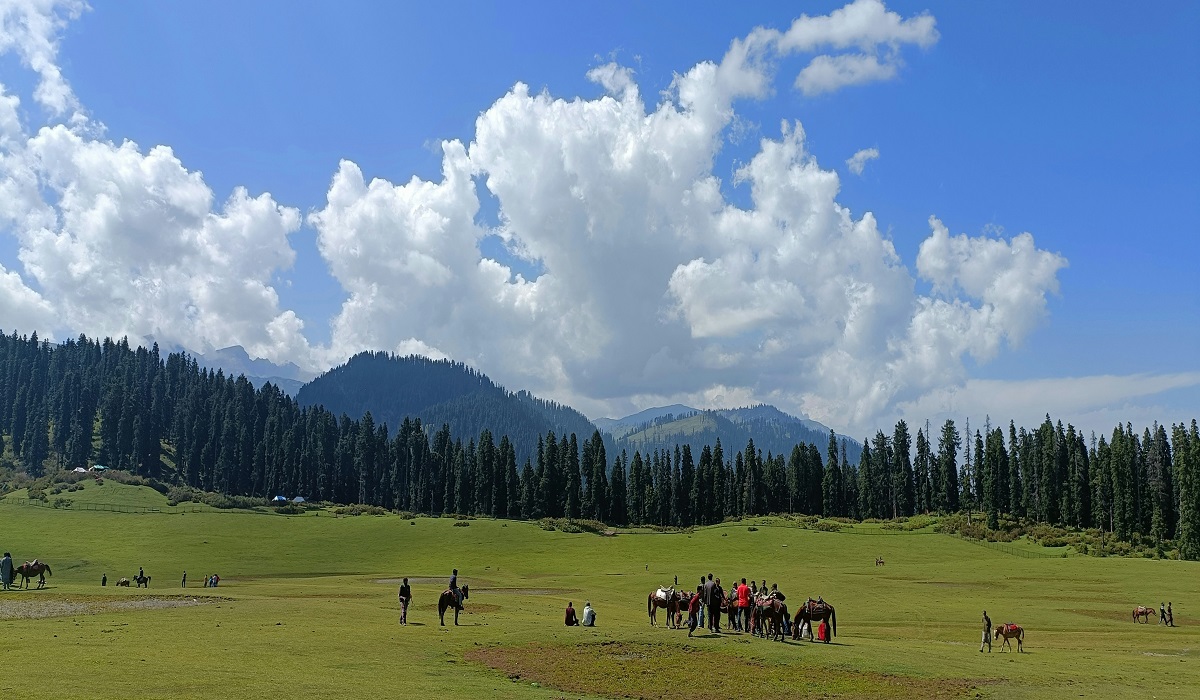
[292,496,306,503]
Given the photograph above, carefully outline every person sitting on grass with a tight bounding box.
[565,601,580,626]
[582,601,596,627]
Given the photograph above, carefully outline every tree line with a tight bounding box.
[1,330,1197,558]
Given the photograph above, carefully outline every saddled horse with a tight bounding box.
[134,574,151,588]
[1132,605,1157,623]
[993,623,1024,652]
[438,583,469,626]
[753,598,788,641]
[15,561,51,589]
[647,587,682,628]
[115,577,131,587]
[792,599,836,642]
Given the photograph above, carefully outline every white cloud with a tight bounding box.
[894,373,1200,443]
[0,0,87,118]
[0,3,312,365]
[774,0,938,95]
[846,147,879,175]
[0,0,1097,439]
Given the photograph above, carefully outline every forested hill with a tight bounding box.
[610,405,863,466]
[295,352,602,466]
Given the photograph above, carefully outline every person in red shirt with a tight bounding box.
[687,590,702,637]
[565,601,579,626]
[737,578,751,632]
[818,619,830,643]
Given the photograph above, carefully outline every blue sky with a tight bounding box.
[1,0,1196,437]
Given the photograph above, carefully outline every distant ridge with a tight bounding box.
[295,352,601,466]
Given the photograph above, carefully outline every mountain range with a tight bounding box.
[199,346,861,466]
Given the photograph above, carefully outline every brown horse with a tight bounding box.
[15,561,51,589]
[792,599,837,642]
[438,583,469,626]
[115,577,131,587]
[647,588,681,628]
[754,599,788,641]
[993,623,1024,652]
[1132,606,1157,623]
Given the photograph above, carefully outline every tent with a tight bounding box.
[292,496,306,503]
[72,467,88,473]
[89,464,108,472]
[272,495,288,503]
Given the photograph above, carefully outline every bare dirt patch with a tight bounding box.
[466,641,983,700]
[0,595,223,620]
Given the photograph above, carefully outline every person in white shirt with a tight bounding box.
[582,601,596,627]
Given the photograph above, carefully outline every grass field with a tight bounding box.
[1,480,1197,700]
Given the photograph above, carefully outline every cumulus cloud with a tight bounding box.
[2,0,1079,436]
[0,1,312,365]
[846,147,879,175]
[772,0,938,95]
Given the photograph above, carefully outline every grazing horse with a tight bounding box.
[438,583,469,626]
[1132,606,1157,623]
[875,556,885,567]
[792,600,837,642]
[134,574,151,588]
[115,577,131,587]
[647,587,681,628]
[15,561,51,589]
[993,623,1024,652]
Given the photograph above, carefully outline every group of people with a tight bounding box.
[1,553,49,589]
[564,601,596,627]
[667,573,817,639]
[1158,602,1176,626]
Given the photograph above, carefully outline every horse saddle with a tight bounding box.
[1004,623,1018,633]
[655,587,673,601]
[807,601,828,615]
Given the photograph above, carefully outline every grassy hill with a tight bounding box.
[0,482,1197,699]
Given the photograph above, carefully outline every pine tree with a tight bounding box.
[1175,422,1199,560]
[937,419,961,512]
[822,430,842,517]
[914,427,931,514]
[893,421,914,518]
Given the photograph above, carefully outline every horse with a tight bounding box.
[647,587,681,628]
[115,577,131,587]
[134,574,151,588]
[1132,605,1157,623]
[438,583,469,626]
[15,561,51,589]
[993,624,1024,652]
[875,556,885,566]
[793,599,836,642]
[754,598,788,641]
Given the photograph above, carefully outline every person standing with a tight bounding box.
[0,552,12,590]
[711,577,724,633]
[703,574,716,632]
[980,610,992,652]
[1167,602,1174,627]
[182,571,187,588]
[1160,602,1167,625]
[398,578,412,625]
[101,573,107,586]
[737,578,751,632]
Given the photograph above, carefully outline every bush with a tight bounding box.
[452,520,470,527]
[747,526,758,532]
[333,504,387,516]
[813,521,844,532]
[51,496,72,509]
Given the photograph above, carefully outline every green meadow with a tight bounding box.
[1,480,1197,700]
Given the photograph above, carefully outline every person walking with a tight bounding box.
[398,578,412,625]
[1160,602,1167,625]
[1167,602,1174,627]
[687,590,701,637]
[0,552,12,591]
[980,610,992,652]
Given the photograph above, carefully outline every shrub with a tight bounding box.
[333,504,387,516]
[747,526,758,532]
[814,521,844,532]
[453,520,471,527]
